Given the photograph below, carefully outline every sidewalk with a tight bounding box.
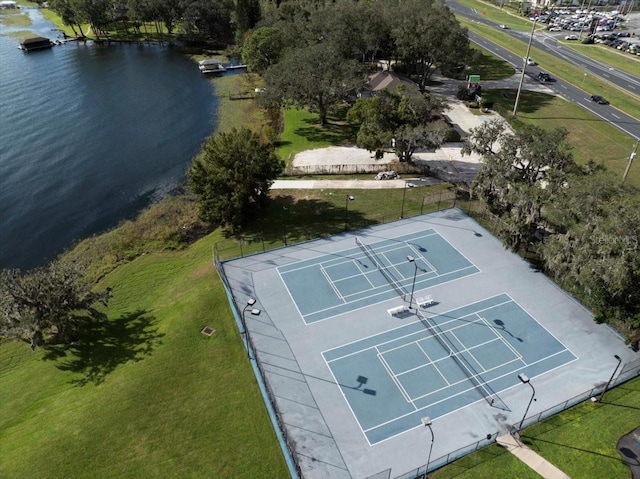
[271,177,442,189]
[497,433,572,479]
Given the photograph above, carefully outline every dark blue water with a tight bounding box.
[0,10,218,269]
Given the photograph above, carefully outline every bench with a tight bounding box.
[387,305,410,317]
[416,295,436,308]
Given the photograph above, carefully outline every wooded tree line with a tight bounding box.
[48,0,261,42]
[464,120,640,343]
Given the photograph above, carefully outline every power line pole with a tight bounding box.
[622,140,638,185]
[513,17,537,117]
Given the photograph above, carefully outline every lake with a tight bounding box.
[0,9,219,269]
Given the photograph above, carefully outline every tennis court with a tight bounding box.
[323,293,576,444]
[278,230,479,324]
[219,209,633,479]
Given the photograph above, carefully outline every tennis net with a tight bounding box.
[417,309,506,410]
[355,237,406,299]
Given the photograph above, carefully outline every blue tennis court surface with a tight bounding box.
[323,294,577,445]
[278,229,479,324]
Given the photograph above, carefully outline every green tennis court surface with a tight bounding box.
[323,293,576,444]
[278,229,479,324]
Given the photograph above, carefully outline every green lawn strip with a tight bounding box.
[561,43,640,78]
[520,380,640,478]
[276,106,357,163]
[214,74,267,135]
[214,185,456,260]
[457,18,640,121]
[484,89,639,186]
[431,444,542,479]
[454,0,532,31]
[431,377,640,478]
[0,236,289,478]
[468,44,517,80]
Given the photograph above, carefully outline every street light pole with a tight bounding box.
[407,255,417,309]
[598,354,622,402]
[282,206,289,246]
[400,181,408,219]
[344,195,355,232]
[622,141,638,185]
[517,373,536,432]
[513,17,537,116]
[242,299,260,359]
[422,416,434,478]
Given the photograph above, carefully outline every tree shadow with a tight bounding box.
[486,89,556,115]
[42,310,163,386]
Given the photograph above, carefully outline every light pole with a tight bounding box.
[622,141,638,185]
[344,195,355,232]
[422,416,434,478]
[407,255,418,309]
[282,206,289,246]
[598,354,622,402]
[513,17,537,116]
[242,299,261,359]
[517,373,536,432]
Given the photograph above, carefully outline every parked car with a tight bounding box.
[548,26,562,31]
[590,95,609,105]
[565,34,578,40]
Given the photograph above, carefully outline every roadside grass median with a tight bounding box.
[482,88,639,187]
[457,17,640,121]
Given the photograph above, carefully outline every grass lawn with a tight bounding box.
[276,106,358,163]
[483,89,639,186]
[432,377,640,478]
[0,234,290,479]
[466,44,517,80]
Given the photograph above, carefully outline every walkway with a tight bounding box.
[497,433,572,479]
[271,177,442,190]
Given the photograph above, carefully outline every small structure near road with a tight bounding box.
[374,171,399,180]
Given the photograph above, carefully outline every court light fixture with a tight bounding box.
[422,416,434,477]
[598,354,622,402]
[517,373,535,433]
[408,256,418,309]
[241,298,259,359]
[344,195,355,232]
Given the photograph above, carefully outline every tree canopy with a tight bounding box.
[0,262,112,350]
[347,89,448,161]
[187,128,282,232]
[264,42,362,126]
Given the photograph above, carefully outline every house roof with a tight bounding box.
[364,71,419,94]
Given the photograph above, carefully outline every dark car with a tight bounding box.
[590,95,609,105]
[536,72,555,82]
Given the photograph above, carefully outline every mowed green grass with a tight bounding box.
[0,235,289,478]
[277,106,357,163]
[432,377,640,478]
[483,89,639,186]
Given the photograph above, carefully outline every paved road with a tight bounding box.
[445,0,640,140]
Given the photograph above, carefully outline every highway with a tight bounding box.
[446,0,640,140]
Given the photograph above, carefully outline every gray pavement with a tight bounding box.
[498,433,571,479]
[220,209,637,479]
[618,427,640,479]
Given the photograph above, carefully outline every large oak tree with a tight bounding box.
[188,128,282,232]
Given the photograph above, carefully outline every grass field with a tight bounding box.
[276,106,358,163]
[0,235,290,479]
[432,377,640,478]
[482,89,639,186]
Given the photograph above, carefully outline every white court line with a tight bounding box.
[276,268,307,323]
[319,264,345,302]
[321,354,370,444]
[407,243,437,274]
[376,347,415,406]
[477,315,523,360]
[324,295,509,361]
[449,329,486,374]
